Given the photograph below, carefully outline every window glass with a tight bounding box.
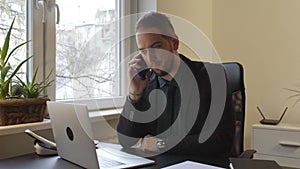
[0,0,27,78]
[56,0,119,100]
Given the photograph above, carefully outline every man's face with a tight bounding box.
[136,29,178,77]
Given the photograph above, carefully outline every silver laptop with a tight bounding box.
[47,101,154,169]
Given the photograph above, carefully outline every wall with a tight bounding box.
[157,0,213,61]
[213,0,300,148]
[158,0,300,149]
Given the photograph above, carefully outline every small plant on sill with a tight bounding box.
[15,67,54,98]
[0,17,31,100]
[0,17,53,126]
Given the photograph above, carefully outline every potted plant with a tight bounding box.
[0,17,53,126]
[15,67,53,99]
[285,86,300,107]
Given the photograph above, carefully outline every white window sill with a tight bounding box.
[0,108,122,136]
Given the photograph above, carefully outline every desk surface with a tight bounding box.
[0,143,297,169]
[0,154,229,169]
[0,153,228,169]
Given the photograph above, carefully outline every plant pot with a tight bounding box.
[0,98,50,126]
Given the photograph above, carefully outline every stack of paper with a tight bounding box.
[162,160,225,169]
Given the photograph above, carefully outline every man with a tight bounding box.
[117,11,235,157]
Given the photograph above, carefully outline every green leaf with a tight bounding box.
[287,93,300,99]
[15,75,26,86]
[7,56,32,81]
[31,67,39,85]
[16,67,54,98]
[284,88,300,93]
[4,40,30,66]
[284,87,300,107]
[1,17,15,62]
[293,97,300,107]
[1,65,11,80]
[2,79,11,99]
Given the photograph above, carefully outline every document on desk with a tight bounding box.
[162,160,225,169]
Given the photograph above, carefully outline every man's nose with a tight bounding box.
[146,48,158,58]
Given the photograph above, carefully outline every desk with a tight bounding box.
[0,152,229,169]
[0,143,297,169]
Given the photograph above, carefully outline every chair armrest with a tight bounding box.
[239,149,257,159]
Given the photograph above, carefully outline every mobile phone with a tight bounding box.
[136,55,150,80]
[25,129,57,156]
[25,129,57,147]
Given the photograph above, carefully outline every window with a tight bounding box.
[0,0,133,111]
[56,0,120,101]
[0,0,27,77]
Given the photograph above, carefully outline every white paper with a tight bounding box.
[162,160,225,169]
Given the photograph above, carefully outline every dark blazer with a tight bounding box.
[117,54,235,157]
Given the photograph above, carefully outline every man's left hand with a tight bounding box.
[141,134,160,152]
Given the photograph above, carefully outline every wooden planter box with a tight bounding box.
[0,98,50,126]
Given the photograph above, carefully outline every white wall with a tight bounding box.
[213,0,300,149]
[158,0,300,149]
[157,0,213,61]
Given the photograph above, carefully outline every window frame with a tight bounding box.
[28,0,138,111]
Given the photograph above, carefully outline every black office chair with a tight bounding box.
[223,62,256,158]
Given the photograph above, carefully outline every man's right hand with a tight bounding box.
[128,54,150,102]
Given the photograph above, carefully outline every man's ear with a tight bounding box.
[171,37,179,51]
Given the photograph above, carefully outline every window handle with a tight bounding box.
[36,0,47,23]
[55,3,60,24]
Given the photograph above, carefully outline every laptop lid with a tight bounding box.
[47,101,100,168]
[47,101,154,169]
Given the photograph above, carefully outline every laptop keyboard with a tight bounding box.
[99,156,125,168]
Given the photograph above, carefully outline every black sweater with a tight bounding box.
[117,54,235,158]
